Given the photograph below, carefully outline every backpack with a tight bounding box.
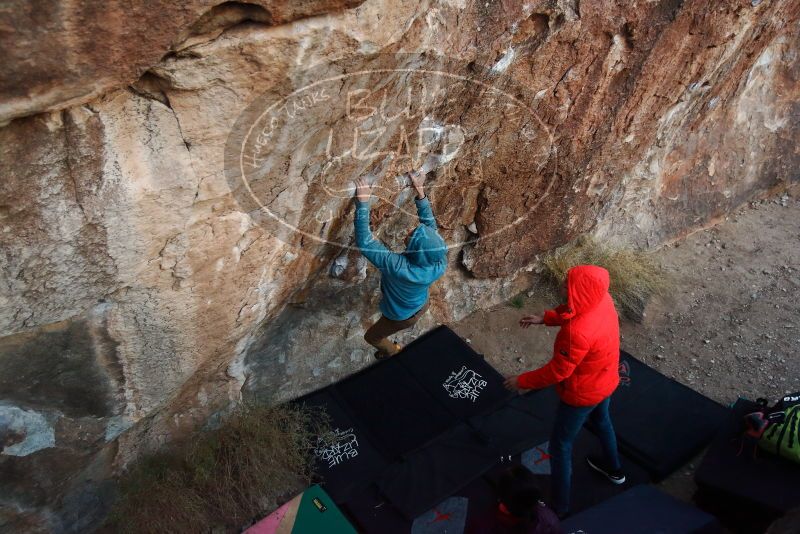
[744,393,800,464]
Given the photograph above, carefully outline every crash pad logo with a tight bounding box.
[314,427,359,468]
[443,366,487,403]
[224,52,555,253]
[521,441,552,475]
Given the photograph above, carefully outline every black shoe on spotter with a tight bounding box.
[586,455,626,485]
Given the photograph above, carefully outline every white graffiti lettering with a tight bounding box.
[443,366,487,403]
[314,427,359,468]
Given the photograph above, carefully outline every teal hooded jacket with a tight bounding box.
[354,196,448,321]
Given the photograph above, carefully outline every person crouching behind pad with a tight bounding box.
[353,171,447,359]
[466,466,560,534]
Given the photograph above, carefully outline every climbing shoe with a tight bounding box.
[374,343,402,360]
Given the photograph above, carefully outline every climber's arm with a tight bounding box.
[353,177,406,273]
[410,171,437,230]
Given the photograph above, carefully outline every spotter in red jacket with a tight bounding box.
[517,265,620,406]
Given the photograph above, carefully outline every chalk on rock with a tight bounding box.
[330,254,349,278]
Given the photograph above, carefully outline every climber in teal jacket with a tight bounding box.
[354,171,448,359]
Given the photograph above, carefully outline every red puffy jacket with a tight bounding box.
[517,265,620,407]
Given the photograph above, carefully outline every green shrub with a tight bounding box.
[509,294,525,309]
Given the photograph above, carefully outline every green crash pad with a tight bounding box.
[245,484,357,534]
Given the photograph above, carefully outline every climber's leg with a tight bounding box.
[364,302,429,358]
[364,317,404,357]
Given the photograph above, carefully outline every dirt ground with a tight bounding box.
[451,191,800,510]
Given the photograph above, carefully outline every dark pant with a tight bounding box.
[550,395,620,514]
[364,302,429,356]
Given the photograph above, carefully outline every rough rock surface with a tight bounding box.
[0,0,798,531]
[0,0,366,125]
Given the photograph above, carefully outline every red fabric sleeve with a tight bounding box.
[516,326,590,390]
[543,308,563,326]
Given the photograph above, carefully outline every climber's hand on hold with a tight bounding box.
[355,177,373,202]
[410,170,425,199]
[504,375,523,392]
[519,314,544,328]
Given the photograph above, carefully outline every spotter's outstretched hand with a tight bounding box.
[354,176,374,202]
[519,314,544,328]
[504,375,523,392]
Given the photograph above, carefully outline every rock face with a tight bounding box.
[0,0,365,125]
[0,0,798,531]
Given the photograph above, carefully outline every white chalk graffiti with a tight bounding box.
[314,427,359,468]
[443,366,487,403]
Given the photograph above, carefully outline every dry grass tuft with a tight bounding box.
[540,236,668,320]
[107,402,329,534]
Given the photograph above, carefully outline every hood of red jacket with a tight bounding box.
[561,265,610,319]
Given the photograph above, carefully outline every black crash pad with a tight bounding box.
[694,398,800,531]
[296,325,524,511]
[295,389,388,502]
[507,385,561,425]
[342,475,497,534]
[377,423,499,520]
[341,484,409,534]
[397,326,512,420]
[599,352,728,480]
[469,402,551,457]
[337,357,454,458]
[561,484,722,534]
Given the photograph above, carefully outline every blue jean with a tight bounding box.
[549,396,620,514]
